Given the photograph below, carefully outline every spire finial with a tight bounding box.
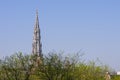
[36,9,38,16]
[36,9,39,23]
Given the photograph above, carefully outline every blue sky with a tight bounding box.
[0,0,120,70]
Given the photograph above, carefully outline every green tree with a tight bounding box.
[1,52,35,80]
[35,52,78,80]
[0,52,116,80]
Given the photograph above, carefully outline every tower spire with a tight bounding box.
[32,10,42,57]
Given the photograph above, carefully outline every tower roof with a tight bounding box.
[32,10,42,57]
[35,10,39,29]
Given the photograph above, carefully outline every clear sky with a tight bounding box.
[0,0,120,70]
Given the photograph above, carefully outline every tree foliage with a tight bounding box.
[0,52,119,80]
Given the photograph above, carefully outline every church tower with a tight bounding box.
[32,11,42,57]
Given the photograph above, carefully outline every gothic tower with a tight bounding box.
[32,11,42,57]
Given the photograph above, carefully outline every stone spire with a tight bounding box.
[32,10,42,57]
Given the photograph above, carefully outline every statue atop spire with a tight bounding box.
[32,10,42,57]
